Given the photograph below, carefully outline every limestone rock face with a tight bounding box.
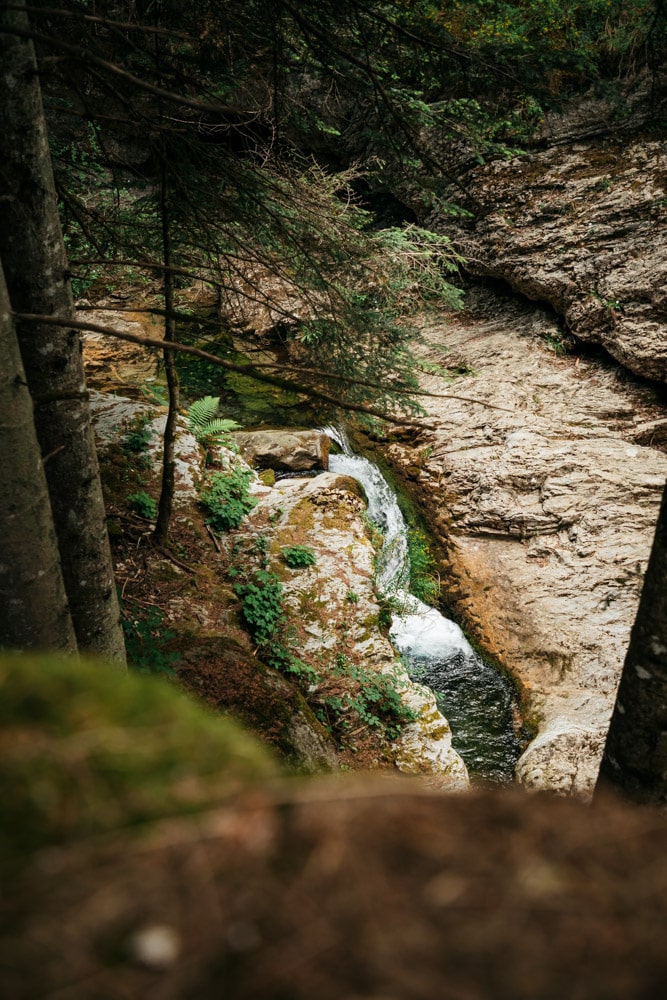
[89,390,203,501]
[234,429,330,471]
[380,289,667,797]
[246,472,469,789]
[437,134,667,382]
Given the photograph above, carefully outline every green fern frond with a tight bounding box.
[187,396,241,448]
[187,396,220,435]
[199,418,241,440]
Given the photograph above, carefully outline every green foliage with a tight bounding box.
[318,653,417,740]
[264,643,321,684]
[407,527,440,604]
[122,604,179,676]
[234,570,285,646]
[141,383,169,406]
[281,545,317,569]
[187,396,241,446]
[122,414,153,455]
[432,1,666,106]
[200,465,257,532]
[127,490,157,519]
[346,590,360,604]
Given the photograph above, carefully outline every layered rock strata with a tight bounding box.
[434,133,667,382]
[381,289,667,796]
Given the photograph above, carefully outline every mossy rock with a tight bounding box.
[259,469,276,486]
[176,636,338,774]
[0,653,276,860]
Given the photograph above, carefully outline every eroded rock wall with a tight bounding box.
[380,289,667,796]
[434,132,667,382]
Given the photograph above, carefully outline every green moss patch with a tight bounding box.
[0,654,276,860]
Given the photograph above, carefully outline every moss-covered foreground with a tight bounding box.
[0,653,276,859]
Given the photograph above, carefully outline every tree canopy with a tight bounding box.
[15,0,663,424]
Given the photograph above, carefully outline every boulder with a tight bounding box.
[234,429,330,472]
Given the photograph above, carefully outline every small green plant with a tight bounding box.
[318,654,417,740]
[265,642,320,684]
[251,533,271,568]
[200,465,257,531]
[543,333,568,355]
[234,570,285,646]
[141,383,169,406]
[122,413,153,455]
[281,544,317,569]
[346,590,360,604]
[127,491,157,519]
[187,395,240,446]
[122,604,180,676]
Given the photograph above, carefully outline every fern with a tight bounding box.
[187,396,219,436]
[187,396,240,445]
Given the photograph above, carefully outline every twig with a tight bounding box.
[206,525,222,553]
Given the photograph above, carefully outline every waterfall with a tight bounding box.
[323,426,522,783]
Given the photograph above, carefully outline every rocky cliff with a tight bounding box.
[435,128,667,383]
[380,287,667,797]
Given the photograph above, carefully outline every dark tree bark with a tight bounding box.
[597,479,667,804]
[0,0,126,664]
[0,261,78,653]
[153,157,180,546]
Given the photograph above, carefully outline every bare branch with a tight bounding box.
[12,312,424,426]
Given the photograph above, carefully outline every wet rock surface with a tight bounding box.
[381,289,667,796]
[437,132,667,381]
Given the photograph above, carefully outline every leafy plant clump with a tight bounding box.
[122,414,153,456]
[232,569,319,684]
[122,604,180,676]
[317,654,417,741]
[127,490,157,519]
[281,545,317,569]
[200,465,257,532]
[234,570,286,646]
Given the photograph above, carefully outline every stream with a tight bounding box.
[324,428,522,784]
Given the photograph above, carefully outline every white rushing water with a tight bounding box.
[322,426,521,782]
[323,426,475,659]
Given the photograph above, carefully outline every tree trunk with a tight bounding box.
[153,152,180,545]
[0,0,126,664]
[0,261,78,653]
[596,479,667,804]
